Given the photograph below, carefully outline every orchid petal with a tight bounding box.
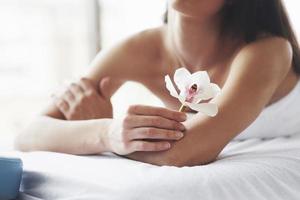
[210,83,221,96]
[192,95,202,104]
[165,75,179,99]
[165,67,221,117]
[195,83,221,102]
[190,71,210,88]
[174,68,191,91]
[185,102,218,117]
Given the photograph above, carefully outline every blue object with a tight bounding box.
[0,157,23,200]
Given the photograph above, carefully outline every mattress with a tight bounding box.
[2,132,300,200]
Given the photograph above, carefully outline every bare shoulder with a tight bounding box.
[112,27,162,60]
[216,36,294,114]
[232,36,293,75]
[121,26,165,75]
[87,26,164,83]
[248,36,292,50]
[43,27,164,119]
[125,26,164,58]
[221,36,294,105]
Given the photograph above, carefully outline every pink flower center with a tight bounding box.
[185,84,198,103]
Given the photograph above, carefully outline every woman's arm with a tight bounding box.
[14,106,187,155]
[14,37,131,152]
[14,29,174,154]
[14,76,116,154]
[14,116,112,154]
[125,37,293,167]
[45,31,147,120]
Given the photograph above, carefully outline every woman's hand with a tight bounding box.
[52,77,113,120]
[105,105,187,155]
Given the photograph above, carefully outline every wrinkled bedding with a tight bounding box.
[2,132,300,200]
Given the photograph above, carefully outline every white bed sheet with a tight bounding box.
[3,132,300,200]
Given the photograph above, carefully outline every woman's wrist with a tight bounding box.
[79,118,114,154]
[95,118,114,153]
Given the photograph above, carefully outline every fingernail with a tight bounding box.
[180,123,185,131]
[180,113,187,121]
[165,143,171,148]
[176,132,184,138]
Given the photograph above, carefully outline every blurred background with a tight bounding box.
[0,0,299,150]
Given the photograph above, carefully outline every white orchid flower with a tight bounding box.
[165,67,221,117]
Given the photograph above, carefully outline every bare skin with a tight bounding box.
[15,0,299,166]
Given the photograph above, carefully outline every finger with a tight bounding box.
[69,83,84,94]
[69,83,84,100]
[130,141,171,152]
[124,115,185,131]
[53,96,69,113]
[79,77,95,93]
[127,105,187,122]
[128,128,184,140]
[63,90,75,103]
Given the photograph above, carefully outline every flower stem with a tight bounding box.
[179,104,186,112]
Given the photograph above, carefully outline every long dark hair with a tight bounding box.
[163,0,300,74]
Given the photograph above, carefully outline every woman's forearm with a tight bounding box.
[14,116,113,155]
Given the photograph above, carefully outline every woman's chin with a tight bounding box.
[169,0,225,19]
[170,2,209,20]
[170,1,192,15]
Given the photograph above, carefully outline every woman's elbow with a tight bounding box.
[125,144,220,167]
[14,132,31,152]
[161,148,220,167]
[13,123,40,152]
[164,156,217,167]
[13,116,44,152]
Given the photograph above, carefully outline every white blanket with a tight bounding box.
[3,132,300,200]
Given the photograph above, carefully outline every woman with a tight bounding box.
[15,0,300,167]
